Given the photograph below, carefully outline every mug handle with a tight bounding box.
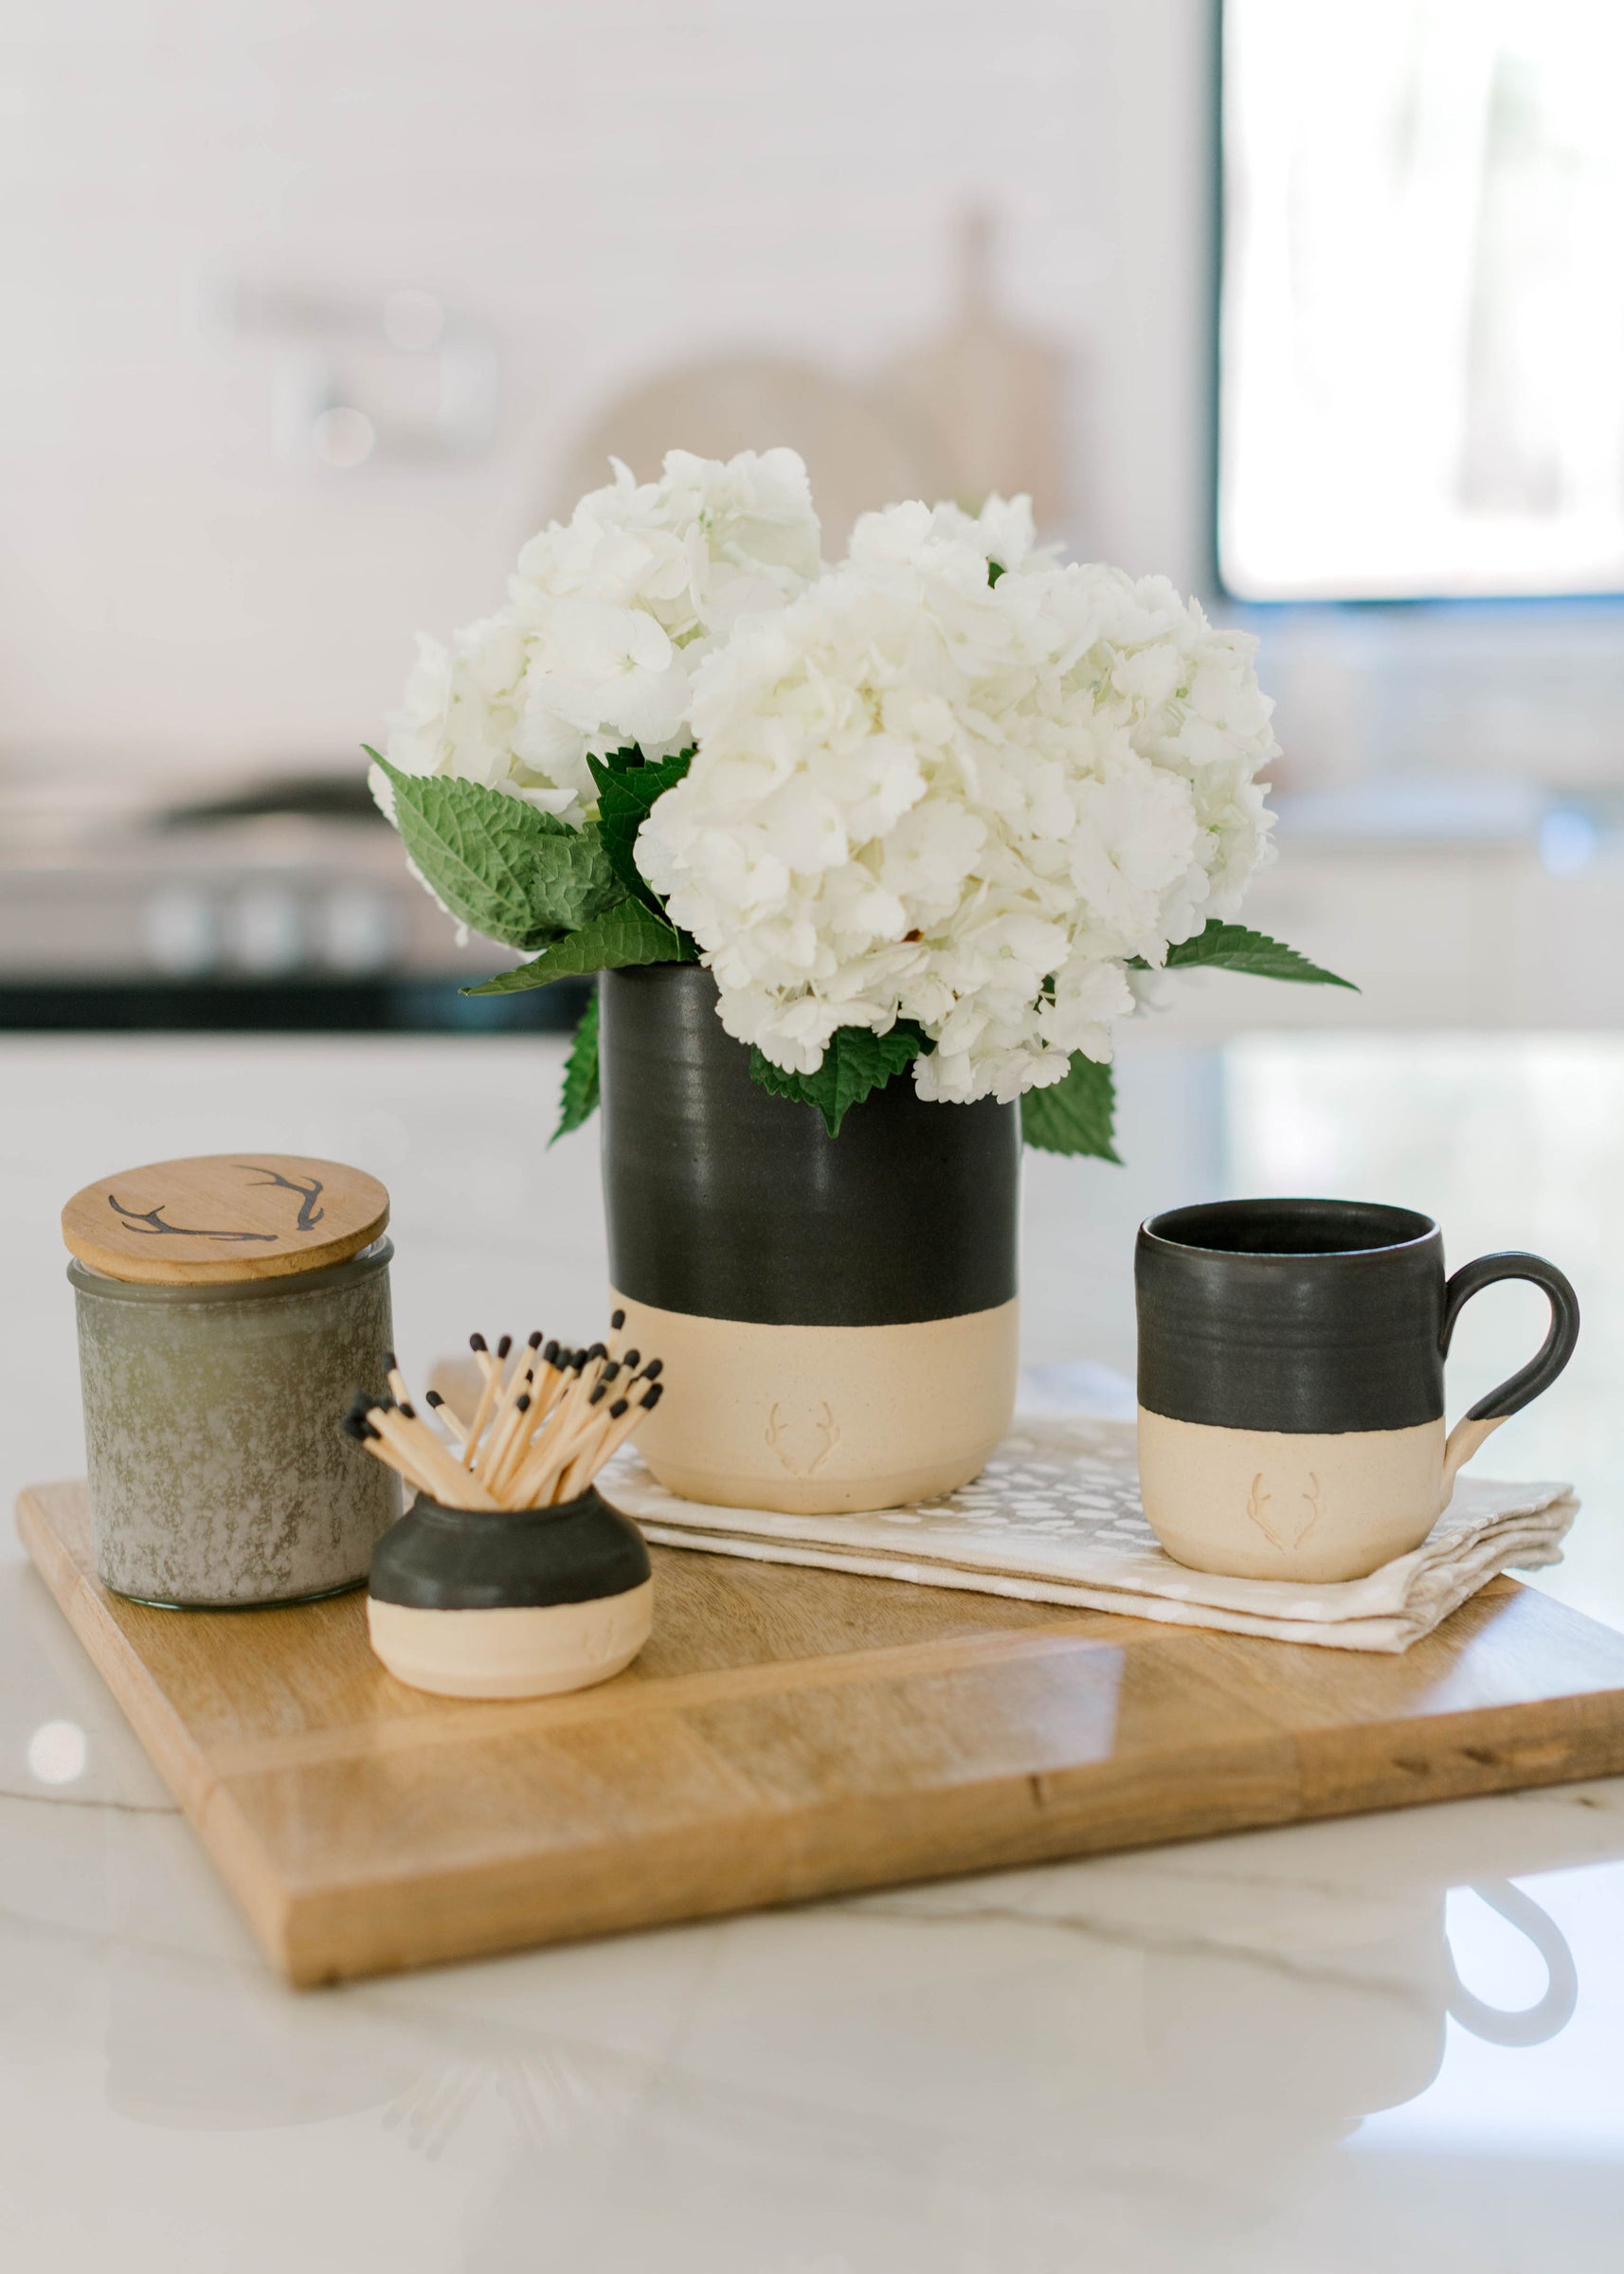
[1444,1879,1579,2047]
[1438,1252,1580,1492]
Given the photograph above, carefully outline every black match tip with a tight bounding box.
[399,1401,417,1420]
[383,1349,398,1372]
[528,1329,543,1348]
[610,1308,626,1330]
[586,1342,607,1362]
[588,1382,607,1405]
[470,1332,487,1352]
[514,1392,532,1414]
[338,1414,363,1439]
[570,1350,587,1371]
[544,1339,560,1363]
[623,1348,641,1369]
[425,1388,443,1408]
[608,1398,630,1419]
[641,1357,663,1381]
[641,1382,664,1410]
[496,1334,513,1360]
[601,1361,622,1383]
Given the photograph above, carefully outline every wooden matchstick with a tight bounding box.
[477,1337,546,1488]
[586,1379,663,1477]
[341,1412,437,1498]
[556,1381,663,1502]
[384,1350,412,1407]
[352,1409,444,1502]
[533,1381,618,1502]
[370,1400,498,1510]
[499,1354,594,1506]
[460,1334,502,1471]
[530,1340,568,1418]
[500,1400,580,1508]
[552,1394,623,1502]
[424,1388,468,1450]
[487,1392,548,1504]
[477,1332,529,1439]
[503,1370,600,1507]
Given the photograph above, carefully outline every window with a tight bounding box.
[1218,0,1624,600]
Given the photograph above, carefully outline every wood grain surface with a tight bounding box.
[19,1477,1624,1986]
[62,1154,388,1284]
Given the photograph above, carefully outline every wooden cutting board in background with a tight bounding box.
[19,1478,1624,1987]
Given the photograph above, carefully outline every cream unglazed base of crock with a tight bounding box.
[367,1583,653,1700]
[612,1291,1019,1515]
[1137,1408,1506,1584]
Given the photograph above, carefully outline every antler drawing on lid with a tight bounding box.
[106,1197,276,1241]
[236,1165,326,1231]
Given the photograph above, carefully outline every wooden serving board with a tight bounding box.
[20,1478,1624,1987]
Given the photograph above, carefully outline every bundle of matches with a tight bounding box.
[341,1312,664,1512]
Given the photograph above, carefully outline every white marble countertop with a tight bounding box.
[5,1036,1623,2273]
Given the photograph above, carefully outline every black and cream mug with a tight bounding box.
[1135,1200,1579,1582]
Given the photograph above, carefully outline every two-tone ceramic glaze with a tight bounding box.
[1135,1199,1580,1581]
[598,964,1021,1513]
[366,1486,654,1698]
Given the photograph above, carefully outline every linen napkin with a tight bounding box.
[602,1415,1579,1653]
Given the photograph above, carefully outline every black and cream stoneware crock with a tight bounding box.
[598,964,1021,1514]
[1134,1198,1580,1582]
[367,1486,653,1698]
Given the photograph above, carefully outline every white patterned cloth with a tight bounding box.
[603,1416,1579,1653]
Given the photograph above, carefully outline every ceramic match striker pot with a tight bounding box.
[367,1487,653,1698]
[63,1154,400,1606]
[1135,1199,1580,1582]
[598,965,1020,1514]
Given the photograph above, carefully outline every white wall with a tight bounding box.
[1,0,1214,780]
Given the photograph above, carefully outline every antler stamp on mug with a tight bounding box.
[1135,1200,1580,1584]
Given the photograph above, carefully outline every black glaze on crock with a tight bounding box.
[598,964,1020,1327]
[368,1487,651,1612]
[1136,1197,1579,1435]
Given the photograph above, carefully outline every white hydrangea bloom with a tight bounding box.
[637,498,1278,1103]
[376,448,821,830]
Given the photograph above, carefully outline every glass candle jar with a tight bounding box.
[70,1241,400,1607]
[63,1152,402,1608]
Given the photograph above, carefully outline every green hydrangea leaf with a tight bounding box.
[368,750,621,951]
[464,900,695,995]
[749,1020,932,1139]
[1020,1056,1122,1160]
[550,990,600,1144]
[1141,921,1357,989]
[586,748,694,911]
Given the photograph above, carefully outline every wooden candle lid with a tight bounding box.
[63,1155,390,1286]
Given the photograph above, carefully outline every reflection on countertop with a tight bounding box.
[4,1520,1623,2272]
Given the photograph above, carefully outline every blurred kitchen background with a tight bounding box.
[5,0,1623,1606]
